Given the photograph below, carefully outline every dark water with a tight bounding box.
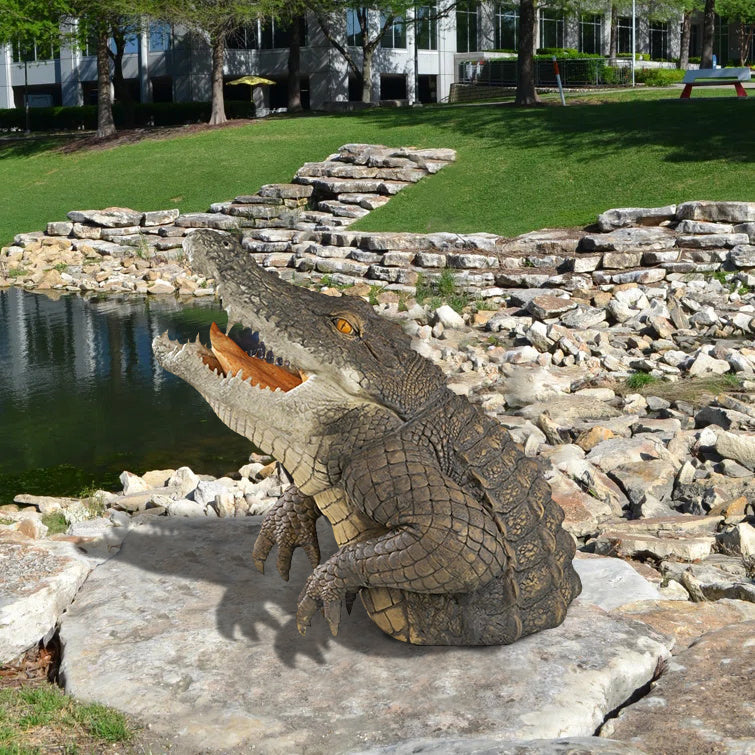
[0,288,255,504]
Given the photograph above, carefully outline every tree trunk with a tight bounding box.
[287,16,302,112]
[96,25,116,139]
[361,46,373,103]
[737,22,753,65]
[515,0,539,106]
[679,11,692,69]
[209,32,227,125]
[609,5,618,63]
[109,30,134,127]
[700,0,716,68]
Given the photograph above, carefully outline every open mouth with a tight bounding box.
[200,322,306,392]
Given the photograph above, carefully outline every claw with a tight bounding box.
[296,595,319,637]
[323,600,341,636]
[251,532,274,575]
[303,543,321,570]
[276,543,294,582]
[344,591,358,615]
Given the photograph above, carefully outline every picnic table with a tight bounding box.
[680,67,751,98]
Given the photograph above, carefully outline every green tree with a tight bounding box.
[0,0,69,43]
[151,0,266,124]
[718,0,755,63]
[72,1,142,138]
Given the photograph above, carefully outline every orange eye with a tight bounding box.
[335,318,354,335]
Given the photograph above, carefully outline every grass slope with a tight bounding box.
[0,94,753,245]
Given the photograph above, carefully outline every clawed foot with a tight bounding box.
[252,486,321,581]
[296,566,360,637]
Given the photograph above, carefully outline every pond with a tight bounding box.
[0,288,255,505]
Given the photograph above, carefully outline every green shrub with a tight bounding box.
[626,371,657,390]
[635,68,685,86]
[537,47,579,56]
[602,66,626,85]
[0,100,255,133]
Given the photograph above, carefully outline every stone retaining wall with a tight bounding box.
[1,142,753,303]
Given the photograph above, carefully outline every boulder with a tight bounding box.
[58,519,672,754]
[597,205,677,231]
[615,598,755,650]
[580,227,675,253]
[676,200,755,224]
[0,535,96,664]
[604,621,755,753]
[608,460,677,505]
[67,207,144,228]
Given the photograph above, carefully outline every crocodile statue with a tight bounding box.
[153,229,581,645]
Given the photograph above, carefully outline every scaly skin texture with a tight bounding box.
[153,229,581,645]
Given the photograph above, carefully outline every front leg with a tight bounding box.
[296,440,507,636]
[253,485,321,581]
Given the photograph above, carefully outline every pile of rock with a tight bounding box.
[0,143,456,294]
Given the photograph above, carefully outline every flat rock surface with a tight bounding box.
[0,534,98,663]
[604,620,755,754]
[59,519,672,754]
[358,735,647,754]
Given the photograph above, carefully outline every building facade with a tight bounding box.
[0,3,749,112]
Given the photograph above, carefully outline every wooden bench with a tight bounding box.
[680,67,751,98]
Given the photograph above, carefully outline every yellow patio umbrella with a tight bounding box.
[228,75,276,100]
[228,75,277,87]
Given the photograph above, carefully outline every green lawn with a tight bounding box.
[0,91,753,245]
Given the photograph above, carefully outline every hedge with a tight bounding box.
[634,68,686,86]
[0,100,255,132]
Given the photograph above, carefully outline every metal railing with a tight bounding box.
[457,57,633,89]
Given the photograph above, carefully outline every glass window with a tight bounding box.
[415,5,437,50]
[713,13,729,64]
[381,14,406,48]
[539,9,564,49]
[12,37,60,62]
[579,13,602,54]
[109,33,138,56]
[494,4,518,50]
[649,20,668,59]
[228,25,258,50]
[149,23,172,52]
[347,8,365,47]
[456,1,478,52]
[617,16,633,55]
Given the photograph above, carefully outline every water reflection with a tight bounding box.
[0,288,254,502]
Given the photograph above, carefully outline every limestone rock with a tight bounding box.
[585,437,663,474]
[661,556,755,602]
[545,470,614,538]
[142,209,180,226]
[716,522,755,557]
[359,736,646,754]
[59,519,672,754]
[0,536,95,664]
[597,206,677,232]
[608,460,677,505]
[676,200,755,224]
[713,428,755,470]
[615,598,755,650]
[604,621,755,754]
[574,556,663,611]
[432,304,465,329]
[687,351,730,376]
[526,295,576,320]
[67,207,144,228]
[580,227,676,253]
